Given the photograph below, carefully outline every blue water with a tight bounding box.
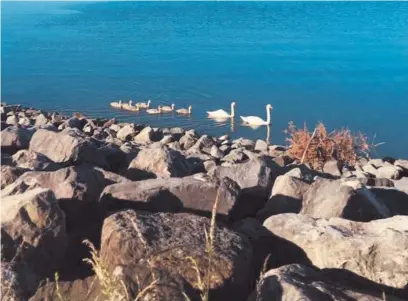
[2,1,408,158]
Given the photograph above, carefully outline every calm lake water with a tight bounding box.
[2,1,408,158]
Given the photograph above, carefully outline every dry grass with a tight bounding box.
[285,121,374,169]
[187,188,221,301]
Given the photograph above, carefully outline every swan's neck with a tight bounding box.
[266,107,271,125]
[231,104,235,117]
[189,107,192,114]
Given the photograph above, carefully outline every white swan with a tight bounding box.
[110,100,123,109]
[137,99,151,109]
[207,102,235,118]
[176,105,192,115]
[240,104,273,126]
[161,103,175,112]
[146,106,162,114]
[122,100,134,110]
[125,103,140,112]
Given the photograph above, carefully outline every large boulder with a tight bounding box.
[209,157,277,200]
[116,123,136,141]
[395,177,408,194]
[256,175,311,221]
[1,126,33,154]
[1,262,38,301]
[100,210,253,301]
[99,175,250,221]
[29,128,107,167]
[126,143,193,181]
[300,178,391,221]
[368,186,408,216]
[11,149,61,171]
[1,165,27,189]
[252,264,406,301]
[1,188,67,277]
[133,126,160,144]
[263,213,408,289]
[29,276,100,301]
[1,165,129,230]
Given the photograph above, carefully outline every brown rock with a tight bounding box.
[253,264,406,301]
[256,175,310,221]
[1,188,67,277]
[126,143,193,180]
[263,213,408,289]
[300,178,391,221]
[29,128,107,167]
[100,210,253,300]
[100,175,246,221]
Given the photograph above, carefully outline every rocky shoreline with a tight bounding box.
[1,103,408,301]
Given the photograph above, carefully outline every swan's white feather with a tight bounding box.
[207,109,230,118]
[240,116,266,125]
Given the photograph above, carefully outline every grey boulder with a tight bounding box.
[263,213,408,289]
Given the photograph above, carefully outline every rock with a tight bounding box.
[368,158,385,168]
[109,123,121,132]
[236,138,255,151]
[368,187,408,216]
[1,121,8,130]
[376,165,402,180]
[218,134,229,141]
[210,158,275,200]
[82,123,94,135]
[29,276,101,301]
[189,134,214,152]
[1,165,27,189]
[362,164,378,176]
[1,188,67,277]
[100,210,253,300]
[253,264,406,301]
[6,115,18,125]
[254,139,268,152]
[116,123,136,141]
[97,144,128,173]
[263,213,408,289]
[168,141,181,151]
[99,175,250,221]
[256,175,311,221]
[270,155,292,167]
[219,144,231,154]
[63,117,87,130]
[1,262,38,301]
[323,160,342,177]
[395,177,408,194]
[300,178,391,221]
[169,127,185,140]
[18,116,32,126]
[221,148,247,163]
[133,126,158,144]
[179,133,197,150]
[34,114,49,126]
[11,150,61,171]
[1,126,33,154]
[1,165,127,230]
[160,134,174,145]
[358,177,395,187]
[283,165,315,182]
[395,159,408,172]
[203,160,217,172]
[126,143,193,181]
[210,145,223,159]
[29,128,107,167]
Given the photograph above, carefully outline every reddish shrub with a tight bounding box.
[285,122,371,170]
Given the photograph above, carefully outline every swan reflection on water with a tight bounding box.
[241,123,271,144]
[210,117,236,132]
